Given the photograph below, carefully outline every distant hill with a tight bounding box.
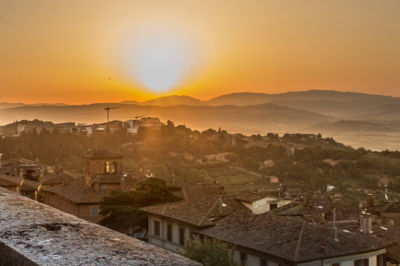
[117,90,400,120]
[142,95,203,106]
[0,102,331,133]
[206,90,400,119]
[0,102,25,110]
[2,90,400,150]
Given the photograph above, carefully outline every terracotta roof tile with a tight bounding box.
[43,180,108,204]
[198,211,390,263]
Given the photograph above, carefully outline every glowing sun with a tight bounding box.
[123,32,198,93]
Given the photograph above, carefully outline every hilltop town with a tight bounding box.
[1,118,400,265]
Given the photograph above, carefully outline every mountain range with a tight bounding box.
[1,90,400,150]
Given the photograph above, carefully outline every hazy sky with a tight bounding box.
[1,0,399,103]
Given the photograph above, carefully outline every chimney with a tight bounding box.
[360,213,372,234]
[367,194,374,209]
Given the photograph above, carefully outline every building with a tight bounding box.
[19,179,40,200]
[42,180,106,223]
[41,149,138,223]
[142,185,392,266]
[0,174,22,193]
[235,191,290,214]
[1,158,41,180]
[84,149,123,186]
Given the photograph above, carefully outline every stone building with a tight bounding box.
[42,150,138,223]
[142,185,392,266]
[84,150,123,186]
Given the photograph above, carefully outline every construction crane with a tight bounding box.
[104,106,119,122]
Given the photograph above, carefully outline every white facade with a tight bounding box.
[241,197,291,215]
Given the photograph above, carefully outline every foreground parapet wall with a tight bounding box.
[0,188,199,266]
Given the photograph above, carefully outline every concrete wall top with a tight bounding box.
[0,187,199,265]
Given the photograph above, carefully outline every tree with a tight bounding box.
[99,178,181,232]
[182,238,238,266]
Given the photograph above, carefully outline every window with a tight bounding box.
[154,221,160,237]
[179,227,185,245]
[270,203,278,210]
[240,252,247,266]
[354,259,369,266]
[260,259,267,266]
[111,162,118,173]
[167,224,173,242]
[90,206,99,216]
[104,161,110,174]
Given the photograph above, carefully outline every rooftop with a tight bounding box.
[43,180,108,204]
[0,187,199,265]
[235,190,277,203]
[142,186,391,263]
[85,150,123,160]
[198,210,390,263]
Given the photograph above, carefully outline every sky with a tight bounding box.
[1,0,399,104]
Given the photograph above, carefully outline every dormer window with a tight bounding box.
[111,162,118,174]
[104,161,110,174]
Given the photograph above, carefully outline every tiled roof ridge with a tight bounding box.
[293,220,306,261]
[183,187,189,202]
[197,196,221,226]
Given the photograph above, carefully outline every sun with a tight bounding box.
[122,31,197,93]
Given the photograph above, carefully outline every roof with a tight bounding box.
[235,191,277,203]
[197,211,390,263]
[142,184,390,263]
[41,173,73,186]
[373,226,400,262]
[0,174,23,187]
[0,187,199,265]
[20,179,40,191]
[2,158,39,167]
[141,184,229,227]
[368,201,400,214]
[85,150,123,160]
[43,180,108,204]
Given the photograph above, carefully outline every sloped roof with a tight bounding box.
[0,174,23,187]
[43,180,108,204]
[141,184,229,227]
[20,179,40,191]
[142,184,391,262]
[85,150,123,160]
[41,173,73,186]
[235,191,277,203]
[142,195,240,227]
[198,211,390,263]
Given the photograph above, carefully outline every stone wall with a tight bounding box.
[0,187,199,265]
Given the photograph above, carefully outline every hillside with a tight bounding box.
[2,90,400,150]
[0,103,331,133]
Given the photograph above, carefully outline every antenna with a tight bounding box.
[333,207,339,242]
[104,106,119,122]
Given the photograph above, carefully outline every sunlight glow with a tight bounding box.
[124,32,197,93]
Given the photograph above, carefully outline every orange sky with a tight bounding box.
[1,0,399,104]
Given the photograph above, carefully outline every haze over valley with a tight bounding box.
[2,90,400,150]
